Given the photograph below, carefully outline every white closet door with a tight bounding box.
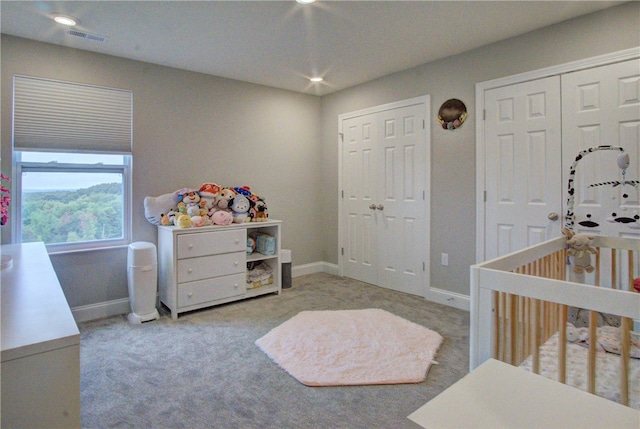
[342,113,379,286]
[484,77,563,259]
[377,103,427,296]
[562,59,640,239]
[340,98,429,296]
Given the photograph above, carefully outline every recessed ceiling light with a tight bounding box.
[52,14,79,26]
[296,0,316,4]
[310,77,323,83]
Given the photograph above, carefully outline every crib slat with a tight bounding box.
[500,292,507,362]
[611,249,618,289]
[492,291,499,360]
[628,250,634,292]
[532,298,540,374]
[587,310,597,395]
[620,317,631,406]
[558,305,567,384]
[508,293,517,365]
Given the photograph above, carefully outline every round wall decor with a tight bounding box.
[438,99,467,130]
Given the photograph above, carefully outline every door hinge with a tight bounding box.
[484,190,487,202]
[423,119,425,129]
[423,190,426,200]
[341,190,344,198]
[483,109,486,120]
[341,247,344,256]
[423,262,426,271]
[339,133,344,142]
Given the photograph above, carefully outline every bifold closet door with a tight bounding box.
[341,100,428,296]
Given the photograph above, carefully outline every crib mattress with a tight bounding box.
[520,332,640,410]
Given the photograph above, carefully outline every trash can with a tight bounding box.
[127,242,160,323]
[281,249,292,289]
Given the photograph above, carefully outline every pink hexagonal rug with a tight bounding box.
[255,309,443,386]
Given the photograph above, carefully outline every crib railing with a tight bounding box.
[470,235,640,407]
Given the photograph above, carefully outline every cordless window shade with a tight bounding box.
[13,75,133,154]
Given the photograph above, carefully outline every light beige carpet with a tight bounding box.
[255,308,443,386]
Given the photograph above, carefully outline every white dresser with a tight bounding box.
[158,220,282,319]
[1,242,81,429]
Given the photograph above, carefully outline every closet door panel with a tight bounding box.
[562,59,640,239]
[377,104,426,296]
[484,76,562,259]
[342,114,379,286]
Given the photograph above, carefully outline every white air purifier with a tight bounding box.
[127,242,160,323]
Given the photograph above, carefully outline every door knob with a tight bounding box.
[369,204,377,210]
[548,212,559,221]
[377,204,384,211]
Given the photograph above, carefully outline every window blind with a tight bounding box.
[13,75,132,154]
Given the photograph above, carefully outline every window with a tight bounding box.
[12,75,133,252]
[14,152,131,252]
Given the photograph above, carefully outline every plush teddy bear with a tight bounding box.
[211,210,233,225]
[230,195,251,223]
[215,187,237,211]
[562,228,598,274]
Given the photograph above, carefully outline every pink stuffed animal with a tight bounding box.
[211,210,233,226]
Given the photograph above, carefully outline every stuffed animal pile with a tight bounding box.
[144,183,269,228]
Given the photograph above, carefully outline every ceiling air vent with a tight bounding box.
[66,29,108,43]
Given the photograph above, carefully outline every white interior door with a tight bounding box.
[377,103,427,295]
[342,113,378,286]
[340,97,429,296]
[484,77,563,259]
[562,59,640,239]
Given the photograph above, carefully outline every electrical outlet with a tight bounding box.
[441,253,449,266]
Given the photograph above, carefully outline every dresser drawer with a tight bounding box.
[177,229,245,259]
[177,273,245,307]
[177,251,246,283]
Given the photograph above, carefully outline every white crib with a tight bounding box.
[470,235,640,409]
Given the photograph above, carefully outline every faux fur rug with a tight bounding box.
[255,308,443,386]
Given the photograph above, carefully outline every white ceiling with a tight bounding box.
[0,1,625,95]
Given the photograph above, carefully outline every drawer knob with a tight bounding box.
[234,261,239,266]
[188,268,193,273]
[235,239,240,244]
[234,283,239,288]
[188,244,194,249]
[188,292,193,297]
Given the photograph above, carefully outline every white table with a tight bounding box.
[1,242,81,428]
[408,358,639,429]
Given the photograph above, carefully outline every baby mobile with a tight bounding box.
[564,145,639,232]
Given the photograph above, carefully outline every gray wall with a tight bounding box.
[320,2,640,296]
[1,2,639,310]
[1,36,322,308]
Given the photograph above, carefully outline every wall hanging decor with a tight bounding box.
[437,98,467,130]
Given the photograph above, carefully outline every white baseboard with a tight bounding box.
[72,298,131,323]
[292,261,339,277]
[73,262,465,322]
[427,287,470,312]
